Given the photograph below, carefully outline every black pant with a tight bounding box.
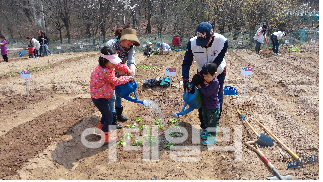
[34,49,39,58]
[2,54,8,62]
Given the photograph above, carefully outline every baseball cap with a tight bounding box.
[100,53,122,65]
[196,22,213,47]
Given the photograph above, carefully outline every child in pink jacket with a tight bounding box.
[91,46,134,144]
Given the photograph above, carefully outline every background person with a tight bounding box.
[157,42,171,54]
[143,42,153,56]
[25,45,34,58]
[254,25,267,54]
[182,22,228,137]
[271,31,286,55]
[106,25,139,127]
[27,37,40,58]
[90,46,134,144]
[0,35,8,62]
[41,31,52,56]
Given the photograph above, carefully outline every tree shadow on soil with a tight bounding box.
[51,115,108,169]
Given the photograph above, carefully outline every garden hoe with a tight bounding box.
[245,141,293,180]
[237,110,273,147]
[255,120,319,168]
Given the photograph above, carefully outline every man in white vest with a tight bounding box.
[182,22,228,138]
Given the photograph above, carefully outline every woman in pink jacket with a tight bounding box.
[91,46,134,144]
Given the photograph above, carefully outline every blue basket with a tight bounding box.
[224,86,237,95]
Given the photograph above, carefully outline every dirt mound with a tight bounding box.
[0,42,319,180]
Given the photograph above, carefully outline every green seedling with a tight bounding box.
[136,116,142,124]
[152,66,157,70]
[168,119,178,125]
[126,122,138,128]
[148,65,152,69]
[142,134,155,139]
[164,143,175,149]
[157,124,166,130]
[139,124,149,131]
[134,138,143,146]
[149,139,158,146]
[10,72,16,76]
[116,138,126,147]
[170,132,181,137]
[151,118,161,125]
[124,133,133,139]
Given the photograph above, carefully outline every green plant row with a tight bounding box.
[288,47,301,51]
[136,65,157,70]
[116,117,180,148]
[3,65,50,76]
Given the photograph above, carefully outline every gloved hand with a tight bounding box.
[183,80,189,92]
[191,74,204,88]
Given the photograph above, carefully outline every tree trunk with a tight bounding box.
[146,0,152,34]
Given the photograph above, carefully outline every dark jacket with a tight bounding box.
[199,77,220,109]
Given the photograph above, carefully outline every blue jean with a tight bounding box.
[271,35,279,54]
[199,67,226,129]
[44,44,52,55]
[92,98,113,132]
[108,90,123,114]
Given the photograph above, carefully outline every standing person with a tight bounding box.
[271,31,286,55]
[191,63,220,145]
[254,25,267,54]
[41,32,52,56]
[91,46,134,144]
[157,42,171,54]
[37,30,43,57]
[0,35,8,62]
[106,25,140,127]
[182,22,228,137]
[26,37,40,58]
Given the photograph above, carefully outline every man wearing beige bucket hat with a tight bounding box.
[106,26,140,128]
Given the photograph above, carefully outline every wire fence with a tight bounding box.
[6,27,319,58]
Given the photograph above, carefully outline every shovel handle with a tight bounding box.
[237,110,259,136]
[255,120,300,161]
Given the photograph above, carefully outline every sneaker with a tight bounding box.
[277,53,281,55]
[203,136,216,145]
[273,53,277,55]
[200,128,208,139]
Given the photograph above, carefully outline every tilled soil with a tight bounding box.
[0,42,319,180]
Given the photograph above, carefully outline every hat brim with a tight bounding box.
[196,38,209,47]
[120,35,140,46]
[108,54,122,64]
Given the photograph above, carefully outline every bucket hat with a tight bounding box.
[120,28,140,46]
[196,22,213,47]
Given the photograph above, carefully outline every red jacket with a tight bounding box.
[90,63,132,99]
[172,37,181,46]
[25,47,34,54]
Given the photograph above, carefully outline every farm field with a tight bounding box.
[0,42,319,180]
